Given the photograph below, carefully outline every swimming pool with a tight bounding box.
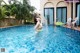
[0,25,80,53]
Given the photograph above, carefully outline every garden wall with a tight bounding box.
[0,18,24,27]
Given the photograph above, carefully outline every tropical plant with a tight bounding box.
[0,0,35,23]
[0,0,8,19]
[22,0,35,23]
[10,6,18,15]
[0,7,6,19]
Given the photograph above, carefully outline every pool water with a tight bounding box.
[0,25,80,53]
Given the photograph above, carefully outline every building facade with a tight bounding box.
[40,0,80,26]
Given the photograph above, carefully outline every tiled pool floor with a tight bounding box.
[0,25,80,53]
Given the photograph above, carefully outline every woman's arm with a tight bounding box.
[34,22,39,29]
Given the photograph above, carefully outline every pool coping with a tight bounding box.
[0,24,35,28]
[63,25,80,32]
[0,25,80,32]
[54,25,80,32]
[0,25,24,28]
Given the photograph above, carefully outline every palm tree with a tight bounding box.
[0,6,6,19]
[10,0,35,22]
[0,0,7,19]
[0,0,35,23]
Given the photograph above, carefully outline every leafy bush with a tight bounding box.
[0,0,35,24]
[0,7,6,19]
[5,11,10,16]
[11,6,18,15]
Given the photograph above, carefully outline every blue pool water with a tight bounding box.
[0,25,80,53]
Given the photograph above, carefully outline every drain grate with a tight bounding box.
[0,48,5,52]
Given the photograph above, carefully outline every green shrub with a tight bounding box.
[5,11,10,16]
[0,7,6,19]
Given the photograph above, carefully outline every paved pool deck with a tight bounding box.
[64,25,80,31]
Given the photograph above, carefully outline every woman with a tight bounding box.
[34,17,42,31]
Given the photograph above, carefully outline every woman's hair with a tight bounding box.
[34,18,37,24]
[34,13,41,24]
[39,14,40,16]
